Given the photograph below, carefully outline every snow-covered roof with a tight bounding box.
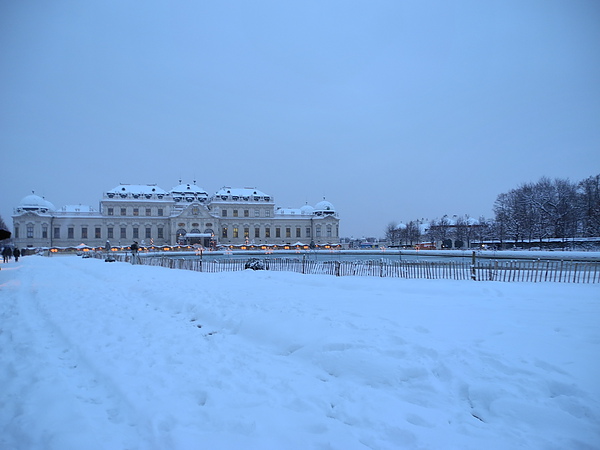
[214,187,269,197]
[300,204,315,214]
[277,204,319,216]
[17,194,56,212]
[315,200,335,212]
[430,216,482,227]
[170,183,208,196]
[211,187,272,202]
[395,217,480,232]
[276,208,302,216]
[59,205,97,213]
[107,184,168,195]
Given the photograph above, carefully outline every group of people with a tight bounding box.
[2,246,21,263]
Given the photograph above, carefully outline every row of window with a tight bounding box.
[215,195,271,202]
[106,207,277,218]
[106,207,165,217]
[221,208,271,218]
[173,196,207,203]
[106,192,165,199]
[220,225,334,239]
[17,222,337,242]
[17,225,165,241]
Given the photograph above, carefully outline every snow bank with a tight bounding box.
[1,256,598,449]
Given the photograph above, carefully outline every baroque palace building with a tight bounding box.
[12,183,340,249]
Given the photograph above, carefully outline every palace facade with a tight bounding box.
[12,183,340,249]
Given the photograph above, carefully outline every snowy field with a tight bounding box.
[1,256,598,450]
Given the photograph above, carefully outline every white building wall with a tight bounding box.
[12,185,340,249]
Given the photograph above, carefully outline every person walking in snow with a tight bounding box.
[2,246,12,263]
[130,241,139,264]
[12,247,21,262]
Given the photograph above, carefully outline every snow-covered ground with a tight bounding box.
[1,256,598,450]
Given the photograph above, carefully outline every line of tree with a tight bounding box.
[493,174,599,244]
[386,174,600,248]
[385,215,494,249]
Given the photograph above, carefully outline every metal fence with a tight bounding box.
[100,253,600,283]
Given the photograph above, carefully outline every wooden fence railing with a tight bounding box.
[474,259,600,283]
[99,253,600,283]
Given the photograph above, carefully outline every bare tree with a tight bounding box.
[0,215,10,241]
[453,215,470,248]
[494,190,528,245]
[387,174,598,249]
[0,215,8,232]
[385,222,399,246]
[493,175,599,244]
[405,221,420,246]
[578,174,600,237]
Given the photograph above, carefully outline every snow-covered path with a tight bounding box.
[1,256,599,449]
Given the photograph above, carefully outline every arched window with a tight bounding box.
[176,228,186,237]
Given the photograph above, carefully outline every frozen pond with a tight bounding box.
[159,250,465,263]
[145,249,600,263]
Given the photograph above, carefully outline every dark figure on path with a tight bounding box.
[130,241,139,264]
[13,247,21,262]
[2,246,12,263]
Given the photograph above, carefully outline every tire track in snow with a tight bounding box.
[0,258,165,450]
[53,258,217,446]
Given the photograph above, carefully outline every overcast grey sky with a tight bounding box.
[1,0,599,238]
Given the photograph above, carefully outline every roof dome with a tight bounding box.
[300,204,315,215]
[314,200,335,212]
[17,194,55,213]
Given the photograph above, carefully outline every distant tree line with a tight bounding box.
[386,174,600,249]
[493,174,599,244]
[385,215,493,249]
